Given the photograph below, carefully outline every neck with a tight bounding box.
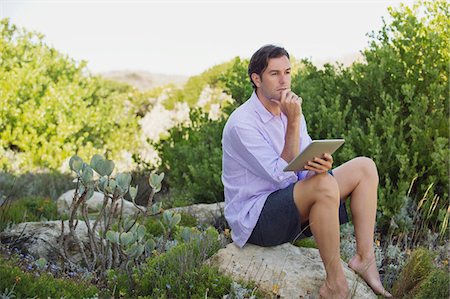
[255,89,281,116]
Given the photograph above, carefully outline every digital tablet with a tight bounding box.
[283,139,345,172]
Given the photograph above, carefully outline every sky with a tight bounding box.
[1,0,415,76]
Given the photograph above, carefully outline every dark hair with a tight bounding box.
[248,44,290,89]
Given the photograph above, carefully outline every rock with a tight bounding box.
[0,220,91,263]
[169,202,224,225]
[57,189,145,218]
[208,242,377,299]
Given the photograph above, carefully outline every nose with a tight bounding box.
[280,73,289,84]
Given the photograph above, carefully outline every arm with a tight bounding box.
[279,90,302,163]
[278,90,333,176]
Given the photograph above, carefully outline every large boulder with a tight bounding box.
[57,189,145,217]
[208,243,377,298]
[0,220,91,263]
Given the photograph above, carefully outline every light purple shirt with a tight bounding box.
[222,91,313,248]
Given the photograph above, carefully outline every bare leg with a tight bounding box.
[333,157,392,298]
[293,173,349,298]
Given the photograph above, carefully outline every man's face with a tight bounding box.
[253,55,291,102]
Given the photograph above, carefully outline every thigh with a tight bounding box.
[292,172,339,223]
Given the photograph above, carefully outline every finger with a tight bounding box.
[280,89,290,102]
[287,91,298,102]
[321,153,334,164]
[313,157,329,165]
[310,158,332,171]
[306,161,329,172]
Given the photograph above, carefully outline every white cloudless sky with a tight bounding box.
[1,0,415,76]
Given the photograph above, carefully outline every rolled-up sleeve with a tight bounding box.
[230,125,297,189]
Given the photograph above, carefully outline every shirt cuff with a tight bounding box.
[296,170,309,181]
[275,158,298,188]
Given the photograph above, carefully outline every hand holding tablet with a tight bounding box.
[283,139,345,172]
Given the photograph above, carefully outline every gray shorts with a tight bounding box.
[247,171,349,247]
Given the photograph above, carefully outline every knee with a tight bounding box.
[312,173,340,207]
[356,157,379,184]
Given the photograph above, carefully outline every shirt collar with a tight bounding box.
[250,91,276,124]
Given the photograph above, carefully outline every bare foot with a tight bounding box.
[348,254,393,298]
[319,280,349,299]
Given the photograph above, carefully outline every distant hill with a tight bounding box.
[99,70,188,91]
[99,53,363,91]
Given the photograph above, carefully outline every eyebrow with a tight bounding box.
[268,67,291,73]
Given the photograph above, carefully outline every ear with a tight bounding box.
[251,73,261,88]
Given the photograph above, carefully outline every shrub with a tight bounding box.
[0,19,141,171]
[161,59,235,110]
[414,269,450,299]
[154,108,226,205]
[135,228,231,298]
[391,247,434,298]
[217,57,252,108]
[291,0,449,234]
[0,254,99,298]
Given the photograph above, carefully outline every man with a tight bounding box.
[221,44,392,298]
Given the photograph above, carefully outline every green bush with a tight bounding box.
[391,247,434,298]
[141,212,198,238]
[154,108,226,205]
[292,0,449,233]
[414,269,450,299]
[134,228,232,298]
[0,255,99,298]
[162,59,235,110]
[0,197,58,231]
[0,19,141,172]
[217,57,252,108]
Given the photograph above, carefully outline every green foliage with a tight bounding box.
[291,0,449,233]
[217,57,252,107]
[65,154,166,287]
[0,255,99,298]
[135,229,232,298]
[0,19,141,172]
[141,212,198,239]
[413,269,450,299]
[0,197,58,231]
[391,247,434,298]
[155,108,226,205]
[293,237,318,249]
[162,59,235,110]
